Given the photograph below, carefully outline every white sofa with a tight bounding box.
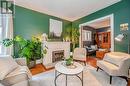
[0,55,32,86]
[97,52,130,84]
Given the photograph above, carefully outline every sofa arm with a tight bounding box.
[119,58,130,77]
[128,69,130,78]
[15,58,27,66]
[0,83,4,86]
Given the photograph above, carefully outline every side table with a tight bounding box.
[55,61,84,86]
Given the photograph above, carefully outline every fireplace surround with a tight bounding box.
[42,42,70,67]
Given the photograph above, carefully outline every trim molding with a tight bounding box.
[79,14,114,51]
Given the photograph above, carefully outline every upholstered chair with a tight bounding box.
[97,52,130,84]
[73,48,87,65]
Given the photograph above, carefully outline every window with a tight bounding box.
[84,30,92,41]
[0,11,13,55]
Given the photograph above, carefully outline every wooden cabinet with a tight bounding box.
[96,51,108,59]
[96,32,111,49]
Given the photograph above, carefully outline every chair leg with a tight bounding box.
[86,55,89,64]
[125,77,128,82]
[97,67,99,72]
[110,76,112,84]
[121,76,128,82]
[84,61,86,66]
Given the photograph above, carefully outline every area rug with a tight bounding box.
[29,65,127,86]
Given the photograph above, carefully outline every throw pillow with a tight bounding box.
[91,45,98,50]
[87,47,92,50]
[0,55,18,80]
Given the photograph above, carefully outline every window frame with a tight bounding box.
[84,30,92,41]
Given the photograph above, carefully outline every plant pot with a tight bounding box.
[65,57,73,66]
[66,60,74,66]
[15,58,27,66]
[28,61,36,68]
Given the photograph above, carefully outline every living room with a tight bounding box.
[0,0,130,86]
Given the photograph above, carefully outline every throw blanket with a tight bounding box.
[5,65,32,79]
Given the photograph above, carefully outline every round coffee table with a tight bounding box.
[55,61,84,86]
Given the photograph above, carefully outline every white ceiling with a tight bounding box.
[88,18,110,29]
[14,0,121,21]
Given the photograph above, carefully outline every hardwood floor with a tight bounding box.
[30,57,97,75]
[87,57,97,68]
[30,57,130,86]
[30,64,53,75]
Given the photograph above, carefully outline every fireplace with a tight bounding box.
[42,42,70,66]
[52,50,64,62]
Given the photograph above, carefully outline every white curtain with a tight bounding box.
[0,8,13,56]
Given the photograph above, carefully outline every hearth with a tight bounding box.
[52,50,64,62]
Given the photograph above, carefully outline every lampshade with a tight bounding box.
[115,34,124,41]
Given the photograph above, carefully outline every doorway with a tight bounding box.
[79,14,114,52]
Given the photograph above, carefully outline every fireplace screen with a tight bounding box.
[52,50,64,62]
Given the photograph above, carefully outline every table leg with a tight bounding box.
[55,70,57,86]
[66,75,67,86]
[55,70,57,78]
[82,71,83,86]
[55,70,83,86]
[55,72,62,86]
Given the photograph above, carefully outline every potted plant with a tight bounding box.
[71,28,80,51]
[2,35,46,68]
[65,57,73,66]
[62,28,72,42]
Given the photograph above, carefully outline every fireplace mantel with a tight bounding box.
[42,42,70,66]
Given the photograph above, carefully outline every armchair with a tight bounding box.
[97,52,130,84]
[73,48,86,65]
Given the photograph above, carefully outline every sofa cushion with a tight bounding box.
[0,55,18,80]
[91,45,98,50]
[103,52,126,66]
[85,46,92,50]
[97,61,119,76]
[12,80,28,86]
[1,73,28,86]
[0,83,4,86]
[5,66,32,79]
[1,65,31,86]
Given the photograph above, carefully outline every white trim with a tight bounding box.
[79,14,114,51]
[110,14,114,51]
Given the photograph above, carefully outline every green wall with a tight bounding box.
[13,5,72,57]
[13,5,72,39]
[72,0,130,53]
[13,0,130,53]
